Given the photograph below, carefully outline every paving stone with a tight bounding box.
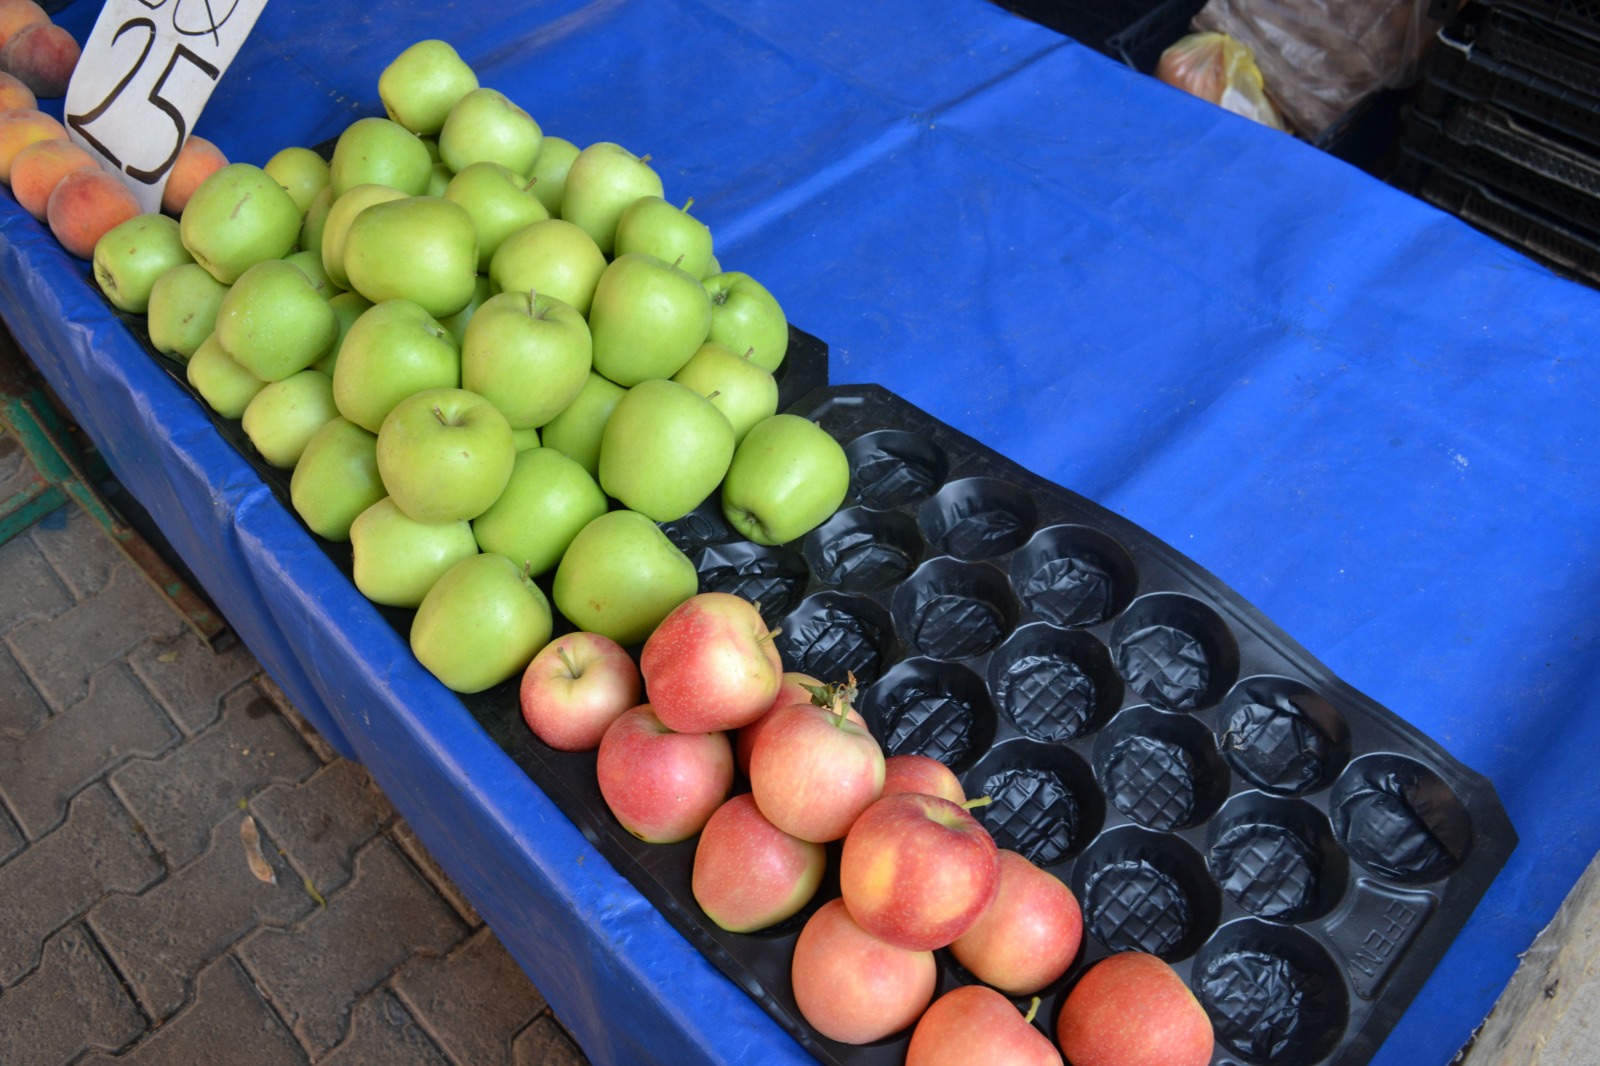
[321,987,450,1066]
[0,803,20,864]
[256,672,339,765]
[129,630,261,737]
[0,923,145,1063]
[30,504,126,600]
[78,954,306,1066]
[90,813,316,1022]
[0,663,177,840]
[0,643,47,737]
[250,760,391,900]
[239,837,467,1056]
[512,1016,591,1066]
[0,533,71,639]
[393,926,547,1063]
[0,783,163,987]
[391,819,482,929]
[111,686,320,868]
[7,563,187,711]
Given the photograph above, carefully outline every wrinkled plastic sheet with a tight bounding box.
[7,2,1600,1064]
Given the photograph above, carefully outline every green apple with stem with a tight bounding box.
[332,299,460,432]
[561,142,662,256]
[241,369,339,469]
[343,196,479,319]
[671,341,778,444]
[489,218,606,317]
[721,414,849,546]
[614,195,713,280]
[552,510,698,647]
[328,116,432,198]
[439,87,543,176]
[93,213,193,314]
[589,253,712,385]
[379,39,479,136]
[289,417,386,542]
[186,332,265,417]
[300,184,335,254]
[180,163,302,284]
[411,553,552,693]
[444,161,550,270]
[376,387,515,523]
[281,249,336,299]
[438,274,493,346]
[348,497,478,608]
[314,291,375,376]
[214,259,339,382]
[527,135,579,215]
[147,262,229,361]
[471,447,608,575]
[704,271,788,373]
[320,184,407,291]
[599,378,734,522]
[540,371,625,476]
[461,291,591,430]
[264,146,330,214]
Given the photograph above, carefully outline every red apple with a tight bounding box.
[640,591,782,733]
[520,631,642,752]
[748,683,884,843]
[790,897,936,1045]
[1056,952,1213,1066]
[692,793,825,932]
[595,704,733,843]
[882,753,966,805]
[907,985,1063,1066]
[839,792,999,951]
[736,671,868,775]
[950,849,1082,995]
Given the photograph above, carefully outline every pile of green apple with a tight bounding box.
[91,38,852,695]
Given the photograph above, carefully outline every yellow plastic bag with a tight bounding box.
[1156,32,1286,131]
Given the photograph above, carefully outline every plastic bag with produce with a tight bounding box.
[1156,32,1286,131]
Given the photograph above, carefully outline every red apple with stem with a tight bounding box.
[640,591,783,733]
[790,897,936,1045]
[735,671,867,776]
[1056,952,1213,1066]
[692,793,825,932]
[520,631,642,751]
[595,704,733,843]
[907,986,1063,1066]
[748,677,884,843]
[950,849,1083,996]
[882,753,966,805]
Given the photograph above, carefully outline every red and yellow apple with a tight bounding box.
[1056,952,1213,1066]
[691,793,824,933]
[790,897,936,1045]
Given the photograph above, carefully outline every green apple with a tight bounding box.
[148,262,230,362]
[343,196,479,319]
[320,183,408,291]
[539,371,625,476]
[186,332,265,418]
[329,116,432,198]
[721,413,849,545]
[93,213,194,314]
[705,254,721,276]
[299,184,335,254]
[527,135,579,215]
[438,87,542,176]
[264,146,331,214]
[314,291,375,376]
[411,552,552,693]
[488,217,606,317]
[552,510,698,646]
[671,341,777,444]
[378,39,479,136]
[349,496,478,608]
[512,427,541,452]
[332,298,459,432]
[281,249,336,299]
[461,291,590,430]
[561,142,663,256]
[289,417,385,541]
[471,447,608,575]
[614,196,713,280]
[240,369,339,469]
[214,259,339,381]
[704,271,788,373]
[445,161,550,270]
[376,387,515,523]
[599,378,734,522]
[180,163,303,283]
[426,162,452,198]
[589,253,712,385]
[438,273,493,346]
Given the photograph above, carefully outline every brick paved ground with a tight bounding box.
[0,443,591,1065]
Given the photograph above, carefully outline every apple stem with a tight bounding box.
[742,346,756,362]
[640,153,653,164]
[432,404,448,426]
[706,389,721,402]
[556,645,582,680]
[672,253,686,270]
[961,795,993,811]
[527,289,538,315]
[1023,997,1041,1025]
[682,196,695,214]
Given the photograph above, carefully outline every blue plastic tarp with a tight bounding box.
[8,1,1600,1063]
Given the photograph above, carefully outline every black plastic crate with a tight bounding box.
[1487,0,1600,48]
[989,0,1182,56]
[1103,0,1208,72]
[1477,4,1600,95]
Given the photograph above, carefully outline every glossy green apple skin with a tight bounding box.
[329,116,432,198]
[561,142,663,256]
[614,196,713,280]
[343,196,479,320]
[512,427,541,452]
[147,262,230,361]
[215,259,339,382]
[589,253,713,386]
[290,417,386,542]
[349,497,478,608]
[320,184,408,291]
[599,379,734,522]
[552,510,698,647]
[299,184,335,254]
[540,371,626,477]
[333,299,460,433]
[471,447,608,576]
[527,135,580,215]
[264,146,331,215]
[93,213,194,314]
[241,369,339,470]
[376,387,516,523]
[461,291,591,430]
[281,249,336,299]
[721,414,850,546]
[439,87,543,176]
[671,341,778,445]
[445,161,549,271]
[439,274,493,347]
[488,218,606,318]
[704,271,788,373]
[379,39,479,136]
[411,553,553,694]
[186,332,265,418]
[180,163,303,284]
[315,291,376,376]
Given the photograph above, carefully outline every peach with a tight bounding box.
[0,105,64,183]
[0,69,34,112]
[0,22,79,99]
[0,0,47,50]
[11,137,95,218]
[46,167,139,259]
[161,135,227,215]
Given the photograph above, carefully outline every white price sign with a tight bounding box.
[64,0,270,214]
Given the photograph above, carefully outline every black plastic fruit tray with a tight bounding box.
[1476,4,1600,96]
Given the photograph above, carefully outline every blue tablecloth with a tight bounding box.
[9,2,1599,1063]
